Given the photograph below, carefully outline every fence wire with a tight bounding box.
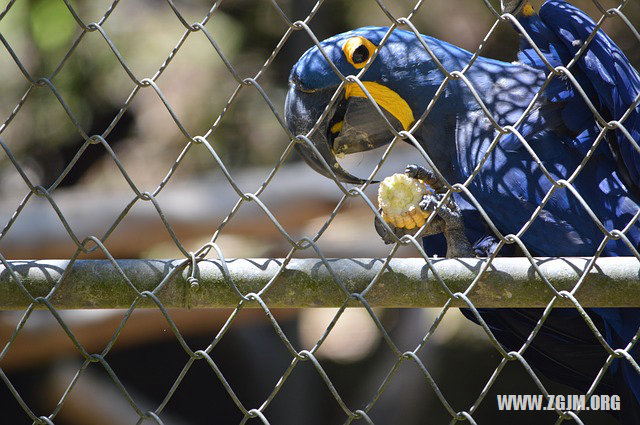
[0,0,639,424]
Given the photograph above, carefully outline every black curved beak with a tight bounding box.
[285,81,403,185]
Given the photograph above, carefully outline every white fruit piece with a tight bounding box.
[377,173,434,229]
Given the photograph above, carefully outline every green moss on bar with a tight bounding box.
[0,257,638,310]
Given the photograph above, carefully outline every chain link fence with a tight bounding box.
[0,0,639,423]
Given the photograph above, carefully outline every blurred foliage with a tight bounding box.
[0,0,638,193]
[30,0,76,50]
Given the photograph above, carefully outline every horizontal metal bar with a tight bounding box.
[0,257,639,310]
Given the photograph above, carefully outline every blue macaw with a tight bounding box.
[284,0,640,421]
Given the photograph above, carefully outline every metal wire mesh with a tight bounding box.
[0,0,639,423]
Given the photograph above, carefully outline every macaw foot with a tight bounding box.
[374,208,407,244]
[404,163,445,191]
[418,190,474,258]
[375,164,474,258]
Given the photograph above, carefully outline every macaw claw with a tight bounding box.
[404,164,445,191]
[374,209,413,245]
[375,164,474,257]
[421,192,473,257]
[418,192,458,222]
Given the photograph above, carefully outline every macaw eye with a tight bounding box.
[352,45,369,64]
[342,36,377,69]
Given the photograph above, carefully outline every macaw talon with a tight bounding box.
[374,172,473,256]
[473,234,503,257]
[418,192,448,216]
[374,209,413,244]
[374,198,472,258]
[404,164,445,191]
[419,192,474,258]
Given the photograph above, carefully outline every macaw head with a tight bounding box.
[285,26,453,183]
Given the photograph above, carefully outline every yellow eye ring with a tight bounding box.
[342,36,377,69]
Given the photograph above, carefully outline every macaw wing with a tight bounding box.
[496,70,603,158]
[499,2,605,158]
[514,11,565,69]
[539,0,640,192]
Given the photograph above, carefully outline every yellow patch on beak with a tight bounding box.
[330,120,344,134]
[522,2,535,16]
[344,81,415,131]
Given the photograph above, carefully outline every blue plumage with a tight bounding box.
[285,1,640,420]
[520,1,640,188]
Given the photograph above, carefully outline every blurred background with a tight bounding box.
[0,0,637,423]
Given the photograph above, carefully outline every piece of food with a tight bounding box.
[377,173,433,229]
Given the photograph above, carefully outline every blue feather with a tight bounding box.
[287,8,640,419]
[540,0,640,190]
